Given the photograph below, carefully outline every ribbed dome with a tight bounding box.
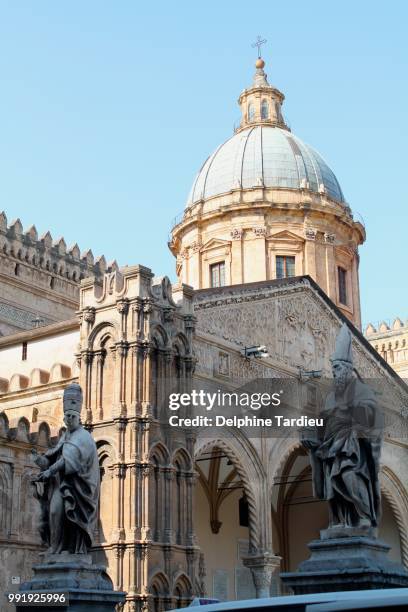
[187,126,344,207]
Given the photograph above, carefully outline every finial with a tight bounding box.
[252,35,267,59]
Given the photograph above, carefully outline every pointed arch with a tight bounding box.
[16,417,30,442]
[173,572,193,607]
[0,412,9,437]
[172,332,189,357]
[0,462,12,534]
[172,447,192,471]
[381,465,408,568]
[151,323,170,350]
[149,571,171,611]
[195,434,266,552]
[95,440,116,544]
[37,422,51,447]
[150,441,171,465]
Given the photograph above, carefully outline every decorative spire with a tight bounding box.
[236,47,288,133]
[253,57,270,88]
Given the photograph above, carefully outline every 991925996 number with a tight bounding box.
[7,592,68,606]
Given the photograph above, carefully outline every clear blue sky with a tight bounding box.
[0,1,406,328]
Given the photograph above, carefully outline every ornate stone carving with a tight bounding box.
[230,228,244,240]
[305,227,317,240]
[116,299,129,315]
[190,240,202,252]
[253,227,266,237]
[83,307,96,324]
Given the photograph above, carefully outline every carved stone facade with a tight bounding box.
[1,271,408,609]
[191,277,408,599]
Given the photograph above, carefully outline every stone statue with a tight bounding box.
[302,323,383,529]
[31,383,100,555]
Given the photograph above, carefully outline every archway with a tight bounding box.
[274,446,405,574]
[194,436,262,602]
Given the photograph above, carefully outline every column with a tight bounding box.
[230,229,243,284]
[243,553,281,598]
[163,467,175,543]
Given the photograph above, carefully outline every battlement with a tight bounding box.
[0,211,118,335]
[365,317,408,338]
[0,211,110,283]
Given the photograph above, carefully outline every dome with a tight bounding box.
[187,125,344,207]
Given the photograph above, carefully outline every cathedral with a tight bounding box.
[0,56,407,611]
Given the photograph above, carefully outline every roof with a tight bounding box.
[186,126,344,207]
[194,275,408,393]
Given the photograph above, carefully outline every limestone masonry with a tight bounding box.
[0,57,407,611]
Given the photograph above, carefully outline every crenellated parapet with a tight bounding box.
[0,211,108,285]
[0,211,108,282]
[365,317,408,378]
[0,211,117,335]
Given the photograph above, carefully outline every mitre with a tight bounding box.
[330,322,353,364]
[63,383,83,413]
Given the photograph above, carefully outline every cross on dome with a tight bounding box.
[251,35,267,58]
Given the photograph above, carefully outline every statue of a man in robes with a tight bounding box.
[302,323,383,529]
[32,383,100,554]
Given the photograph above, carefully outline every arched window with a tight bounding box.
[261,99,269,119]
[248,103,255,122]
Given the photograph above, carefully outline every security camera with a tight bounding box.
[241,345,269,359]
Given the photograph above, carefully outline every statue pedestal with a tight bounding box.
[280,526,408,594]
[17,554,126,612]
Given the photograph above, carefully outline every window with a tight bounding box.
[338,266,347,305]
[22,342,27,361]
[261,100,269,119]
[248,103,255,122]
[210,261,225,287]
[276,255,295,279]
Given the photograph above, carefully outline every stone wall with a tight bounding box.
[0,211,109,336]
